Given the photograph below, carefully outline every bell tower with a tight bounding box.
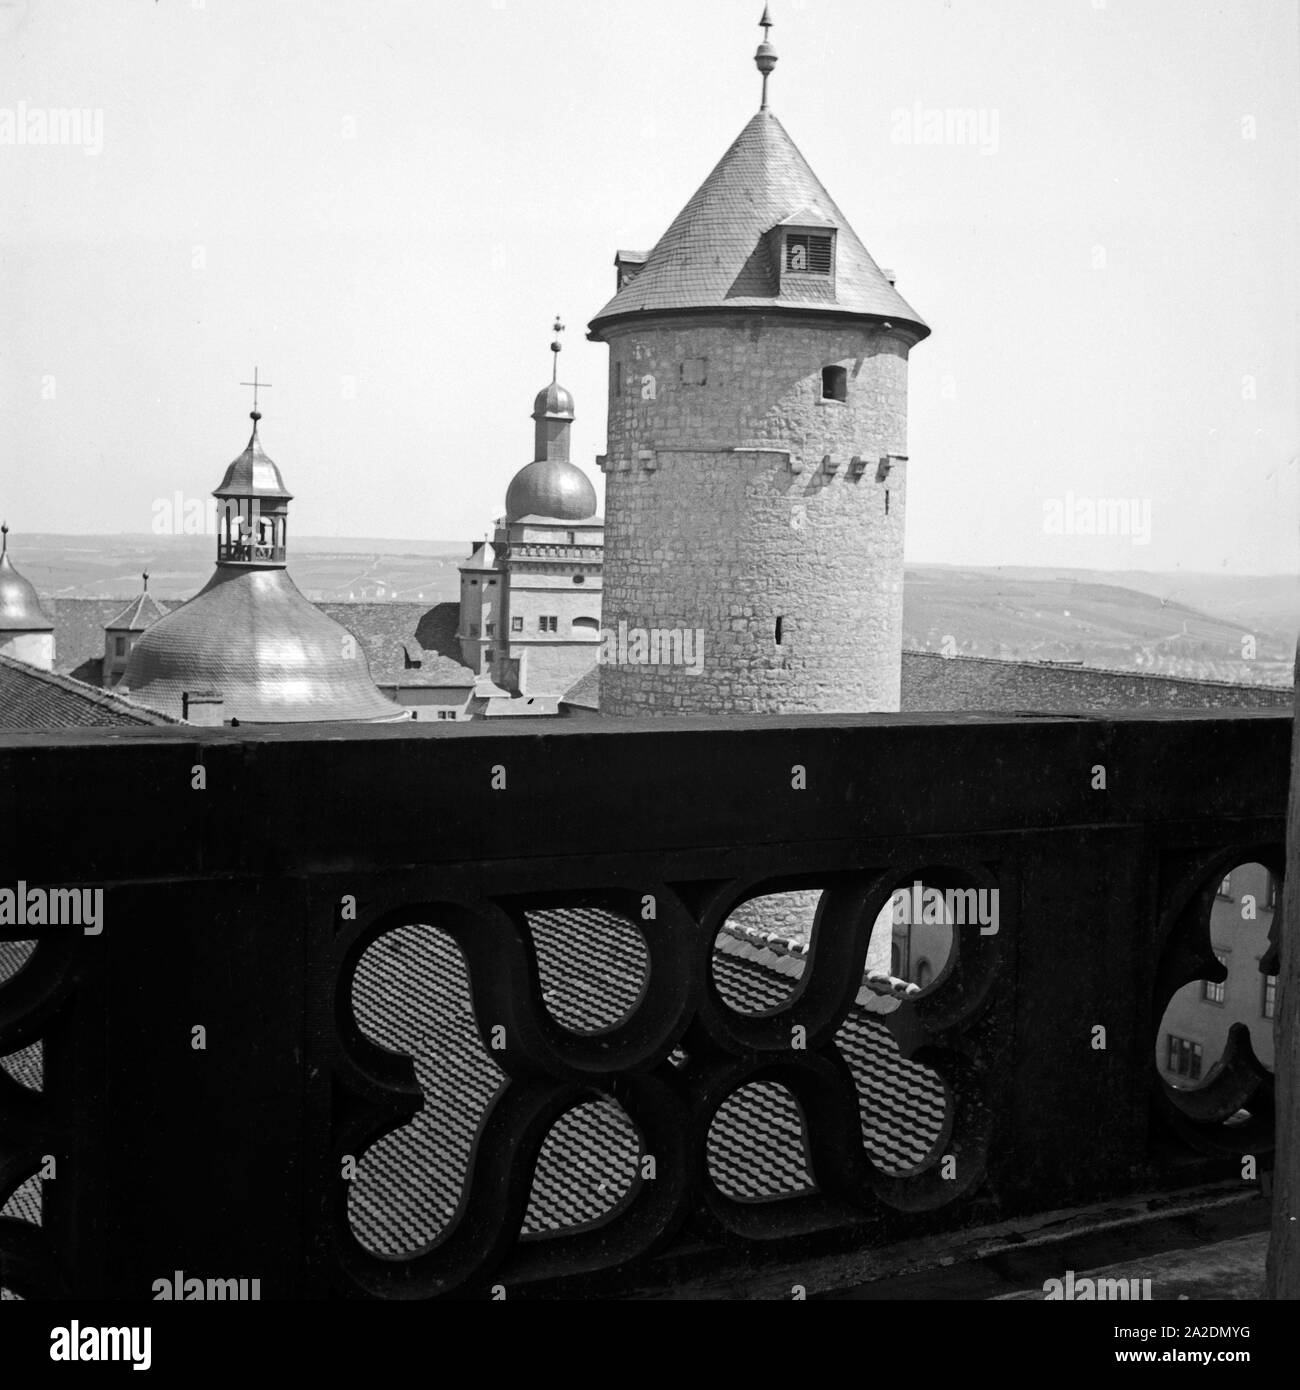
[588,7,929,715]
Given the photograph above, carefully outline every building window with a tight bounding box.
[774,615,784,646]
[821,365,848,402]
[573,574,585,584]
[113,636,126,658]
[470,578,478,586]
[1217,874,1232,900]
[612,360,623,396]
[1166,1035,1203,1082]
[485,623,495,637]
[488,579,497,587]
[916,959,932,989]
[1262,973,1276,1020]
[538,616,558,633]
[511,616,523,633]
[468,623,478,637]
[786,232,833,275]
[680,357,707,386]
[1264,873,1278,910]
[1201,951,1228,1005]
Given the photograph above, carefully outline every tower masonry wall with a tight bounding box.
[597,316,912,715]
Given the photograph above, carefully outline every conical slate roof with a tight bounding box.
[589,109,927,338]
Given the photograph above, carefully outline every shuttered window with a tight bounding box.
[786,233,833,275]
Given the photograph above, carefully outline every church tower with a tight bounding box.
[588,8,929,715]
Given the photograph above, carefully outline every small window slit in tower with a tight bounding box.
[885,490,890,516]
[775,616,784,646]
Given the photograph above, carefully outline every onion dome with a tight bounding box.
[505,317,598,522]
[533,381,575,421]
[213,414,293,502]
[0,524,54,633]
[505,458,598,523]
[119,567,404,723]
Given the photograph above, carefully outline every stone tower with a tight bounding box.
[588,8,929,715]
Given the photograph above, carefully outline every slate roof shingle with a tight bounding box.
[590,109,928,336]
[0,652,176,729]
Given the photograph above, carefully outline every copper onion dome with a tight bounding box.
[0,525,55,633]
[504,457,598,523]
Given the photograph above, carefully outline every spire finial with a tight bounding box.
[755,4,778,110]
[240,366,272,422]
[142,570,149,592]
[0,522,7,557]
[550,316,565,383]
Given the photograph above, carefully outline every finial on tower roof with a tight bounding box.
[0,522,7,557]
[755,4,777,110]
[550,316,565,383]
[142,570,149,592]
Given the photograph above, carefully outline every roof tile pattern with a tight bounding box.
[0,941,44,1233]
[0,652,175,729]
[590,110,927,335]
[347,907,947,1256]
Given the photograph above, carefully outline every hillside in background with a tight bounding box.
[8,536,1296,687]
[902,566,1295,686]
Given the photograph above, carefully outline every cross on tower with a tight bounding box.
[240,367,273,416]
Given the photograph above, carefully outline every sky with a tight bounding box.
[0,0,1296,574]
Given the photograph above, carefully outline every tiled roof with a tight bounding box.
[0,652,176,729]
[104,590,169,632]
[53,598,181,684]
[346,906,946,1254]
[590,109,927,336]
[316,601,476,688]
[0,942,44,1233]
[560,664,601,710]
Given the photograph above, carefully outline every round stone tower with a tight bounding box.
[588,9,929,715]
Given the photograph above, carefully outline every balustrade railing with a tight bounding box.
[0,709,1288,1298]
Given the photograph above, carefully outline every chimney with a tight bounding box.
[182,690,225,726]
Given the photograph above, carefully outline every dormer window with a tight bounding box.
[771,216,838,299]
[785,233,833,275]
